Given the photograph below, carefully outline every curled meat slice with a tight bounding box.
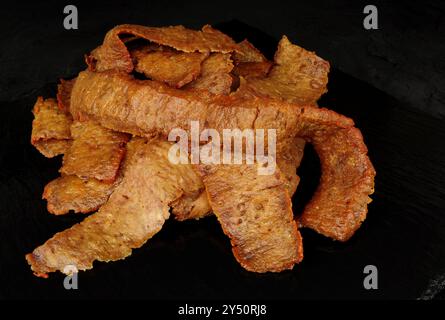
[89,24,238,72]
[236,36,330,105]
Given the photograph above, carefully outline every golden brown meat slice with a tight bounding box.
[171,191,212,221]
[32,140,72,159]
[233,37,330,200]
[31,97,72,158]
[57,78,76,113]
[43,175,120,215]
[232,40,308,194]
[299,127,375,241]
[277,139,306,196]
[60,121,129,182]
[133,49,208,88]
[71,71,261,139]
[89,24,238,72]
[197,164,303,272]
[233,61,272,79]
[232,39,272,78]
[26,138,206,277]
[236,36,330,105]
[186,53,234,94]
[233,39,268,63]
[70,70,375,241]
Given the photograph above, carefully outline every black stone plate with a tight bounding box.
[1,21,444,300]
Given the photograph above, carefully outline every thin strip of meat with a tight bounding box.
[234,36,330,203]
[31,97,72,158]
[89,24,239,72]
[43,175,120,215]
[26,138,206,277]
[133,49,208,88]
[197,163,303,272]
[171,191,212,221]
[60,121,130,182]
[233,39,268,63]
[70,70,375,241]
[232,39,272,78]
[233,62,272,79]
[277,139,306,195]
[185,53,234,94]
[299,127,375,241]
[236,36,330,105]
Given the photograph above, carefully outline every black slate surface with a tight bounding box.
[1,12,445,301]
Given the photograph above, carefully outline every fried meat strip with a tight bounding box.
[233,39,268,63]
[299,128,375,240]
[232,39,272,78]
[71,70,375,241]
[197,164,303,272]
[133,49,208,88]
[89,24,238,72]
[233,36,330,204]
[171,191,212,221]
[31,97,72,158]
[236,36,329,105]
[60,121,129,182]
[26,138,206,277]
[43,175,120,215]
[233,62,272,79]
[185,53,234,94]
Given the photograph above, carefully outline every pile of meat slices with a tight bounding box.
[27,24,375,277]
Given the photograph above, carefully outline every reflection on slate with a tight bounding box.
[0,20,444,300]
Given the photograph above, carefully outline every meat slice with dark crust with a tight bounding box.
[31,97,72,158]
[70,70,375,241]
[60,121,130,182]
[197,163,303,272]
[26,138,206,277]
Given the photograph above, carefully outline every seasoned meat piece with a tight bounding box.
[31,97,72,158]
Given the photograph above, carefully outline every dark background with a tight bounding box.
[1,0,444,119]
[0,0,444,301]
